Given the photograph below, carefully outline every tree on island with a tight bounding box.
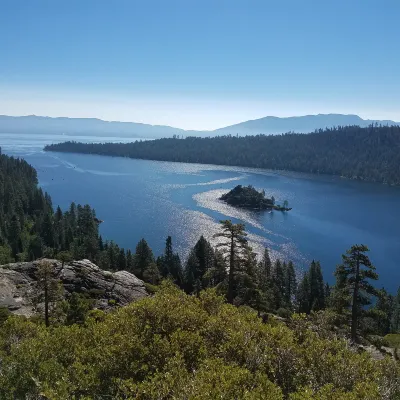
[220,185,291,211]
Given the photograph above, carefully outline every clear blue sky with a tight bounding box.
[1,0,399,129]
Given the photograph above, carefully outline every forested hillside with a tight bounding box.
[45,125,400,185]
[0,151,128,269]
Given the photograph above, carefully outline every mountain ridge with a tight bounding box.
[1,113,399,138]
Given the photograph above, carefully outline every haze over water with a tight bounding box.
[2,133,400,292]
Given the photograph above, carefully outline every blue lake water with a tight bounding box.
[2,133,400,292]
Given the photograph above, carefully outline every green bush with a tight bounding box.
[384,334,400,348]
[0,307,10,326]
[277,307,291,319]
[0,283,398,399]
[144,282,159,294]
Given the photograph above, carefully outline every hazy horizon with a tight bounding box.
[1,112,399,133]
[1,1,400,130]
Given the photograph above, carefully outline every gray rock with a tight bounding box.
[0,259,147,317]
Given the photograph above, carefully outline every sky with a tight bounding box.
[1,0,399,130]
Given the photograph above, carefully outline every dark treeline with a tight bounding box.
[2,151,400,340]
[45,124,400,185]
[0,150,105,265]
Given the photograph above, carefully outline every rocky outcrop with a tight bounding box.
[0,259,147,317]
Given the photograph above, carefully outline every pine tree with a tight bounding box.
[297,272,311,313]
[117,249,127,270]
[56,250,72,267]
[391,287,400,333]
[184,249,200,293]
[270,259,286,310]
[160,236,183,286]
[126,249,134,273]
[133,239,155,278]
[372,288,393,335]
[184,236,214,293]
[334,245,379,341]
[35,260,62,327]
[203,249,227,289]
[193,236,214,277]
[213,220,248,304]
[258,247,272,293]
[160,236,174,278]
[309,260,325,311]
[236,246,264,312]
[143,262,161,285]
[284,261,297,310]
[9,215,22,257]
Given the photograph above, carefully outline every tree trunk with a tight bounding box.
[351,255,360,341]
[227,236,235,304]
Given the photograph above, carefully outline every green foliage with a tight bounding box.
[158,236,184,287]
[143,262,161,285]
[45,125,400,185]
[384,334,400,348]
[0,244,13,265]
[35,259,63,327]
[214,220,248,304]
[184,236,214,294]
[56,250,73,266]
[297,260,325,314]
[64,292,94,325]
[0,284,398,399]
[391,286,400,333]
[332,245,379,340]
[133,238,154,278]
[0,306,11,326]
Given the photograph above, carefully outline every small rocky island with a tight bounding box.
[220,185,292,211]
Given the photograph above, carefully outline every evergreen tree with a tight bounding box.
[236,247,264,313]
[133,238,154,278]
[308,260,325,311]
[170,254,184,287]
[184,249,200,293]
[159,236,183,286]
[117,249,127,270]
[330,264,351,315]
[258,247,272,293]
[203,249,227,289]
[65,292,93,325]
[56,250,72,267]
[126,249,134,273]
[193,236,214,277]
[284,261,297,310]
[9,215,22,257]
[270,259,285,310]
[214,220,248,304]
[297,272,311,313]
[391,287,400,333]
[35,260,62,327]
[371,288,393,336]
[184,236,214,293]
[143,262,161,285]
[333,245,379,341]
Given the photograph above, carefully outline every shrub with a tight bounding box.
[0,283,398,399]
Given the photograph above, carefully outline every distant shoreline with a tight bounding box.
[43,125,400,186]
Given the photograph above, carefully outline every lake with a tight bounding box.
[2,133,400,292]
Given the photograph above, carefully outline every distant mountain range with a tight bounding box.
[0,113,398,138]
[213,114,399,135]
